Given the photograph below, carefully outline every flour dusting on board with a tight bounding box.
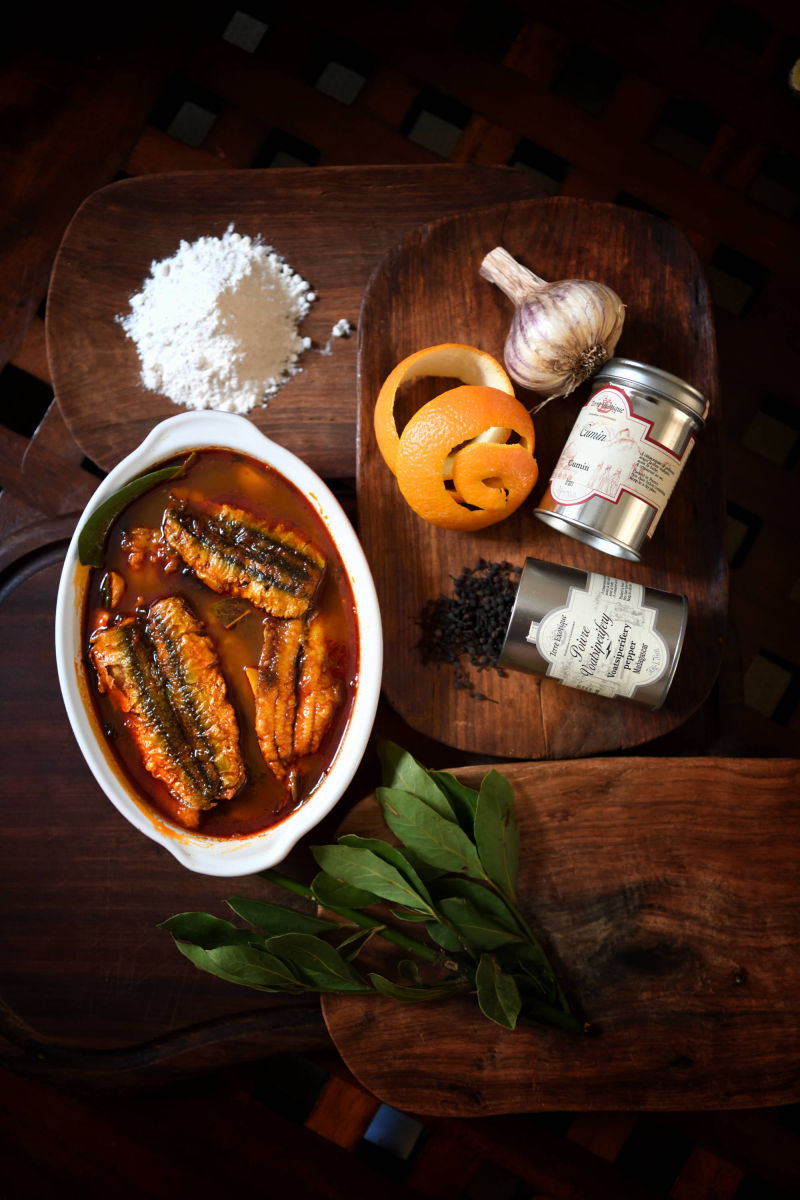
[117,226,351,414]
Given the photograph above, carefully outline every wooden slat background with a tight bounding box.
[2,3,799,1196]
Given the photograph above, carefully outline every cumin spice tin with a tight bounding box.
[534,359,708,561]
[499,557,687,709]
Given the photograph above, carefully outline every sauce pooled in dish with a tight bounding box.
[84,448,358,837]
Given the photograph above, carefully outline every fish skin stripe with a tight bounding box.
[146,601,223,789]
[163,503,323,609]
[98,621,212,807]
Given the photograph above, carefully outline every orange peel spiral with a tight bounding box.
[393,385,537,531]
[374,343,515,477]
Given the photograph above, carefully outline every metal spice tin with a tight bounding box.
[499,557,688,709]
[534,358,708,561]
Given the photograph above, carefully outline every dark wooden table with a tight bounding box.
[1,165,795,1112]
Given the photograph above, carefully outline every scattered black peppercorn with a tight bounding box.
[417,559,522,698]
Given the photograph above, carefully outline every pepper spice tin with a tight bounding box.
[535,358,708,561]
[499,557,688,709]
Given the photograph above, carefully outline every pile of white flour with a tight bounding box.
[118,227,320,413]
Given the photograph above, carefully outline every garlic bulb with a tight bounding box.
[480,246,625,405]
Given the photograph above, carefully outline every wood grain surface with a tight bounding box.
[322,757,800,1115]
[356,196,726,759]
[45,165,543,480]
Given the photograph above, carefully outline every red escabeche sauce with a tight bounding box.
[83,447,359,837]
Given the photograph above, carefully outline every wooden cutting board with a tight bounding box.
[356,196,725,759]
[322,758,800,1115]
[44,165,544,480]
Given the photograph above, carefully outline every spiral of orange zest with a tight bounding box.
[394,386,537,531]
[374,343,514,477]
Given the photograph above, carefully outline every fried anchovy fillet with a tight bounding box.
[255,613,342,782]
[162,499,326,618]
[255,616,305,775]
[293,613,343,761]
[90,618,216,812]
[146,596,245,802]
[89,599,244,814]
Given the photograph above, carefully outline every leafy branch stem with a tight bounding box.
[261,867,439,964]
[486,877,572,1012]
[165,746,584,1034]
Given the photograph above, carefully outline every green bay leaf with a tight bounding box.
[312,844,433,915]
[175,941,304,992]
[310,870,379,911]
[159,911,261,950]
[337,834,432,905]
[475,953,521,1030]
[429,770,480,831]
[77,454,195,568]
[473,769,520,899]
[377,786,485,880]
[226,896,340,937]
[515,986,584,1033]
[377,740,456,821]
[266,932,370,992]
[336,926,380,960]
[397,959,422,983]
[429,878,518,931]
[425,921,463,952]
[437,896,524,951]
[496,941,564,1007]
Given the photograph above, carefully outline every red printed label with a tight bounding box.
[549,385,693,532]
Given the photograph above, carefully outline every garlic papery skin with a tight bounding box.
[480,246,626,404]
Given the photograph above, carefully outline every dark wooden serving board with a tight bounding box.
[356,196,726,759]
[322,758,800,1116]
[45,165,544,480]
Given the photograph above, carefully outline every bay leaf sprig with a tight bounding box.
[161,741,584,1034]
[77,453,196,567]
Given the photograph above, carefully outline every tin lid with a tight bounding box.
[499,558,589,676]
[594,358,708,425]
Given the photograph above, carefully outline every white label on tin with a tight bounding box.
[548,385,693,536]
[527,573,670,699]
